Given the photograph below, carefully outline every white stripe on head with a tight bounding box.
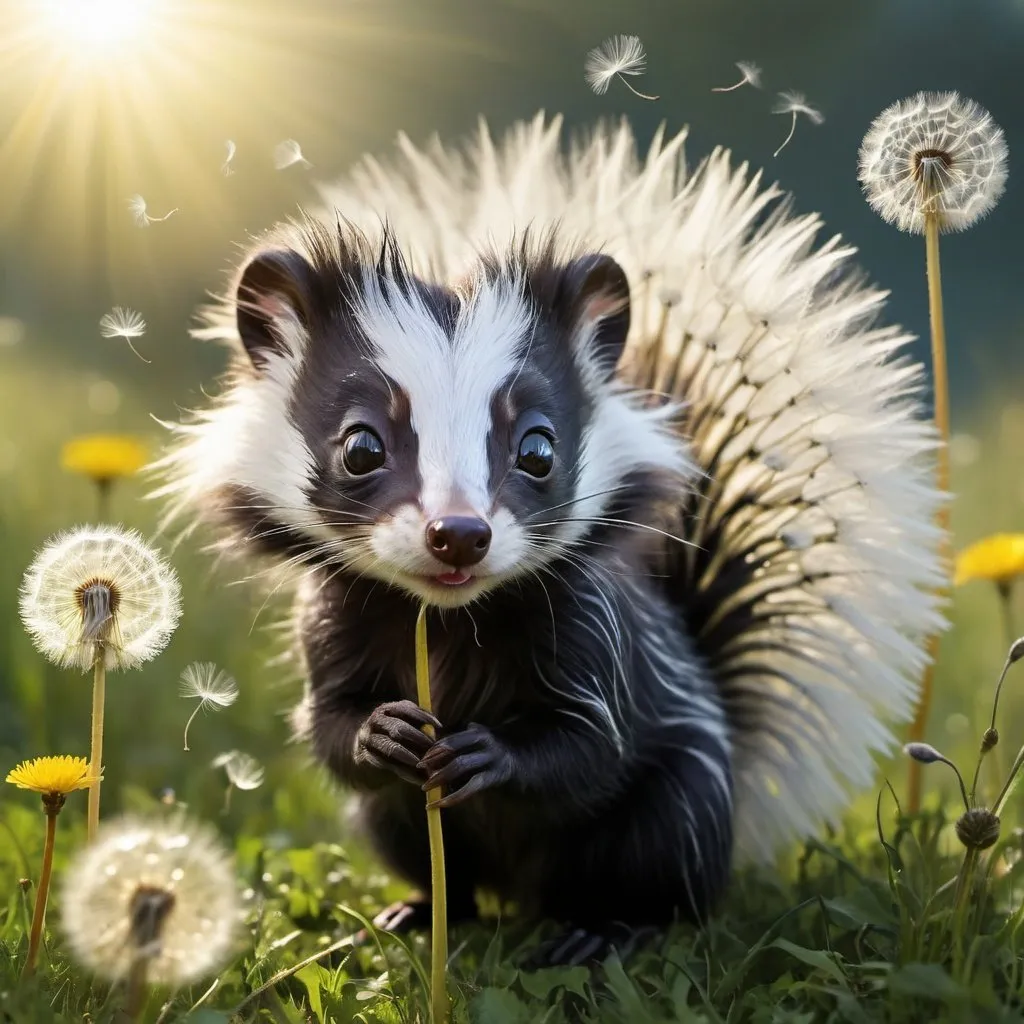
[354,272,533,515]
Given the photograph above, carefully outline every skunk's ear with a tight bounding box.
[234,249,314,371]
[562,253,631,380]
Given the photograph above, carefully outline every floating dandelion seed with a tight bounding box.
[127,194,178,228]
[772,91,824,157]
[858,91,1008,235]
[222,139,236,176]
[859,93,1010,813]
[273,139,312,170]
[60,815,242,990]
[99,306,149,363]
[180,662,239,751]
[712,60,762,93]
[584,34,658,101]
[20,526,181,840]
[7,755,100,978]
[214,750,264,814]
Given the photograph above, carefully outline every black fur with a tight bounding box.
[201,218,735,962]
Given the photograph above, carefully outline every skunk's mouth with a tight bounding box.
[433,570,473,586]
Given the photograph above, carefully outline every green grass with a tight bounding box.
[2,342,1024,1022]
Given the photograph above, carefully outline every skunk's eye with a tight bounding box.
[517,429,554,478]
[341,427,385,475]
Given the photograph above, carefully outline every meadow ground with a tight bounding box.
[2,344,1024,1022]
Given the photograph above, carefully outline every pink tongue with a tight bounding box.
[436,570,470,585]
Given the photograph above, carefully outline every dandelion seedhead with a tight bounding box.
[584,34,658,101]
[858,91,1008,235]
[222,139,236,176]
[180,662,239,750]
[273,139,312,171]
[19,526,181,672]
[712,60,762,93]
[772,91,824,158]
[60,815,242,985]
[127,194,178,228]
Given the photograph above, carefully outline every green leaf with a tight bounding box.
[824,886,897,931]
[887,962,967,1001]
[295,961,333,1021]
[517,965,590,1000]
[769,939,849,988]
[469,988,531,1024]
[603,954,655,1021]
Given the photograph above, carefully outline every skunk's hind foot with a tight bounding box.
[520,923,660,969]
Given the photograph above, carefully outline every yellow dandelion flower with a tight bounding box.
[6,755,100,796]
[954,533,1024,587]
[61,434,148,484]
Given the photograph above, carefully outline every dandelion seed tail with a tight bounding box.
[773,112,797,159]
[906,211,952,814]
[711,79,744,93]
[414,604,448,1024]
[617,75,659,101]
[182,702,204,751]
[22,808,58,978]
[222,782,234,815]
[126,338,152,364]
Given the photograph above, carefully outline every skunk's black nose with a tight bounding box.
[425,516,492,567]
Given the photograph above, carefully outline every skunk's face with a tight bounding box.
[206,228,687,608]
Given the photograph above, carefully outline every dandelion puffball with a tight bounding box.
[60,815,242,985]
[858,91,1008,234]
[19,525,182,672]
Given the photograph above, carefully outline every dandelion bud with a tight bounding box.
[981,727,999,753]
[955,807,1001,851]
[903,741,947,764]
[1009,637,1024,664]
[18,879,31,893]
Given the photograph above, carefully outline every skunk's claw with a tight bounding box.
[355,701,442,785]
[417,723,513,807]
[520,924,660,969]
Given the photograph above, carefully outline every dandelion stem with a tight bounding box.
[997,581,1016,650]
[906,210,952,815]
[415,604,448,1024]
[96,478,111,521]
[22,803,59,978]
[125,957,150,1020]
[87,652,107,842]
[773,113,798,158]
[951,846,979,965]
[617,75,658,101]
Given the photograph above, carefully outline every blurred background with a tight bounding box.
[0,0,1022,844]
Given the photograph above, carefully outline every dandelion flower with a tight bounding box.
[61,435,148,517]
[20,526,182,840]
[860,94,1012,809]
[180,662,239,750]
[60,815,242,988]
[6,755,99,797]
[222,139,236,176]
[858,91,1008,235]
[127,194,178,228]
[19,525,181,674]
[584,34,658,101]
[955,534,1024,587]
[772,91,824,158]
[7,756,99,977]
[274,139,312,170]
[712,60,762,93]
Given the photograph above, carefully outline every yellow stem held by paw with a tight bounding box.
[415,603,449,1024]
[906,210,952,815]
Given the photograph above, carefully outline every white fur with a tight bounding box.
[313,112,945,866]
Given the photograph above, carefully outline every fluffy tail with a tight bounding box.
[316,111,947,865]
